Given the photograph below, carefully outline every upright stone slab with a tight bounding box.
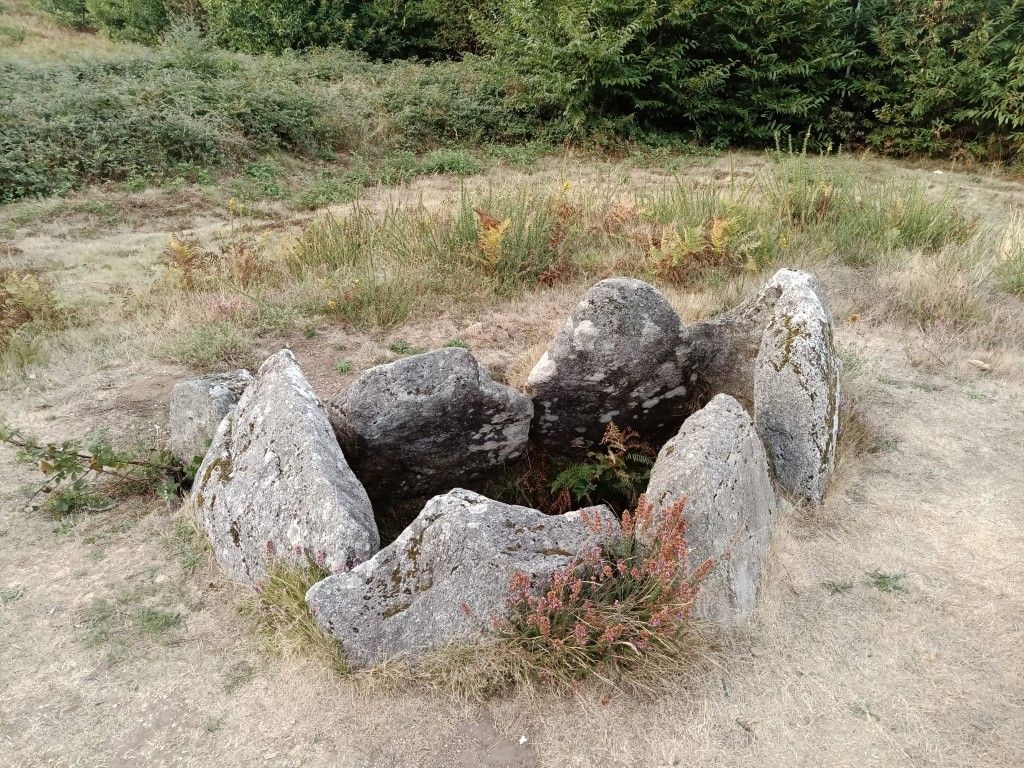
[329,348,532,502]
[306,489,615,667]
[688,269,830,407]
[169,369,252,464]
[754,276,840,507]
[526,278,696,451]
[191,350,378,585]
[645,394,776,625]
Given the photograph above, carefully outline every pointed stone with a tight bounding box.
[689,269,831,408]
[191,350,378,585]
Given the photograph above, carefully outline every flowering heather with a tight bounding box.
[499,495,712,684]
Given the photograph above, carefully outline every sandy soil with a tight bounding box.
[2,156,1023,767]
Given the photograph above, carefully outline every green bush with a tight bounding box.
[859,0,1024,160]
[85,0,170,43]
[0,25,350,201]
[200,0,358,53]
[354,0,492,60]
[199,0,492,58]
[38,0,95,30]
[487,0,859,144]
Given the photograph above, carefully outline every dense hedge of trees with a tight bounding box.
[31,0,1024,161]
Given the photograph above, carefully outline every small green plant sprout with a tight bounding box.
[134,607,183,635]
[0,420,189,515]
[498,495,712,689]
[387,339,423,356]
[823,580,854,595]
[550,423,656,512]
[334,359,353,374]
[444,338,470,349]
[867,571,907,594]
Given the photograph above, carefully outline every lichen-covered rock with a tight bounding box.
[526,278,697,451]
[754,275,840,507]
[306,489,614,667]
[645,394,775,625]
[191,350,378,585]
[688,269,830,408]
[169,369,252,464]
[329,348,532,502]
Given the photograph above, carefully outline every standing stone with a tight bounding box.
[754,276,840,507]
[526,278,697,452]
[169,370,252,464]
[306,489,615,667]
[688,269,830,408]
[645,394,776,625]
[329,348,532,502]
[191,350,378,585]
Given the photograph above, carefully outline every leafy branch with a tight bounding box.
[0,420,194,516]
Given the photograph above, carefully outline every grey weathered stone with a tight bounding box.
[754,275,840,507]
[526,277,697,451]
[329,348,532,502]
[645,394,776,625]
[191,349,378,585]
[306,489,615,667]
[169,369,252,464]
[688,269,830,408]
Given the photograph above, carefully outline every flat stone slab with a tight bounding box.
[645,394,776,624]
[191,350,378,585]
[329,348,532,502]
[306,489,614,667]
[526,277,697,452]
[168,369,252,465]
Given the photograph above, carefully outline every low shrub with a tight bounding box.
[0,25,352,202]
[498,496,710,688]
[159,320,254,368]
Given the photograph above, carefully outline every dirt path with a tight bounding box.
[1,316,1022,767]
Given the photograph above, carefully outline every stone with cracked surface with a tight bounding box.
[191,350,378,585]
[307,489,615,666]
[645,394,776,625]
[329,350,536,505]
[754,274,841,507]
[526,277,697,452]
[329,348,533,502]
[169,369,252,464]
[688,269,830,408]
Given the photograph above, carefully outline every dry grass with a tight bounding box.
[238,557,352,675]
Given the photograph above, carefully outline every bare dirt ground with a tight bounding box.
[2,157,1023,767]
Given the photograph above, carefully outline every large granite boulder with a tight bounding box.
[526,278,697,452]
[754,275,841,507]
[191,350,378,585]
[688,269,830,408]
[306,489,615,667]
[169,369,252,464]
[329,348,532,502]
[645,394,775,625]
